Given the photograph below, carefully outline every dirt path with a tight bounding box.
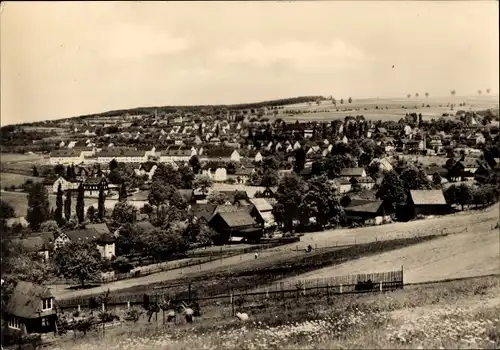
[52,204,499,300]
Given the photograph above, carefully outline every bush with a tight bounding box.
[97,311,120,323]
[124,308,142,323]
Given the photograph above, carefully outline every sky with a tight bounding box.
[1,1,499,125]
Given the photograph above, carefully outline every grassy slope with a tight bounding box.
[0,172,45,187]
[51,204,498,300]
[49,276,500,350]
[277,223,500,286]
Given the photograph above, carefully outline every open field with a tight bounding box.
[278,96,499,122]
[0,190,99,217]
[48,276,500,350]
[50,204,498,301]
[0,172,45,188]
[0,153,48,163]
[276,223,500,286]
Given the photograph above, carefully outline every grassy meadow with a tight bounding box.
[48,275,500,350]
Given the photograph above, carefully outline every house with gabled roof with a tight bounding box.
[408,190,449,217]
[5,281,57,335]
[249,198,276,229]
[343,199,391,225]
[209,210,262,244]
[340,168,367,180]
[52,176,81,193]
[54,228,115,259]
[10,235,53,262]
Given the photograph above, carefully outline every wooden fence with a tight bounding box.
[56,268,404,310]
[52,226,462,287]
[52,240,300,285]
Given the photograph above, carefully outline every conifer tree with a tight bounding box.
[76,183,85,223]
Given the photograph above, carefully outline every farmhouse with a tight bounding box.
[408,190,449,217]
[5,281,57,335]
[209,211,262,244]
[344,199,391,226]
[54,228,115,259]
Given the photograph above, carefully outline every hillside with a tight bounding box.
[275,223,499,286]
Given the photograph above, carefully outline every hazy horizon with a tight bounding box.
[2,1,499,125]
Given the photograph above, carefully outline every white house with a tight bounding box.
[54,228,115,259]
[339,168,367,180]
[49,150,83,165]
[96,150,147,164]
[330,179,352,194]
[159,147,193,163]
[202,168,227,182]
[52,176,81,193]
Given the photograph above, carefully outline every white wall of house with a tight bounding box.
[230,150,241,162]
[97,242,115,259]
[359,182,375,190]
[50,155,83,165]
[52,177,81,193]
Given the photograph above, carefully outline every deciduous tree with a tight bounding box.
[111,202,137,225]
[53,241,102,287]
[207,191,228,205]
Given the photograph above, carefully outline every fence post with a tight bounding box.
[326,283,329,303]
[102,303,105,312]
[78,305,81,312]
[127,301,130,310]
[379,281,383,293]
[266,288,269,299]
[303,283,306,296]
[340,284,343,294]
[230,291,234,317]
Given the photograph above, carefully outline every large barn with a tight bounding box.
[408,190,450,217]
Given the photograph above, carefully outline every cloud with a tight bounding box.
[214,39,366,70]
